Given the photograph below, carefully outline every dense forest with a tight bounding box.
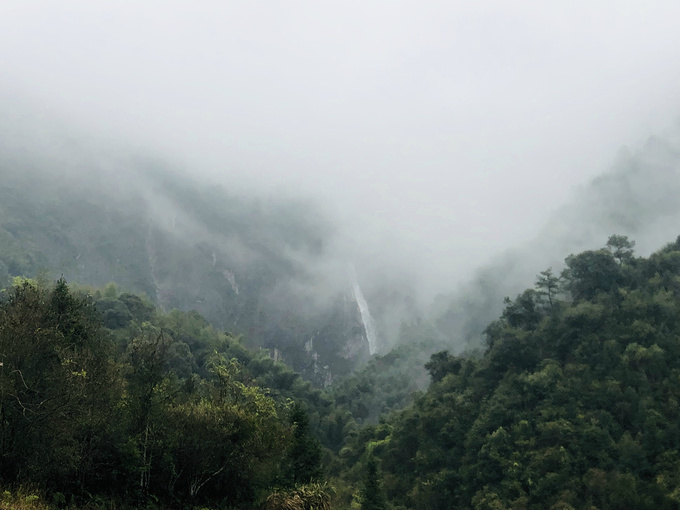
[349,235,680,509]
[0,273,424,509]
[4,233,680,508]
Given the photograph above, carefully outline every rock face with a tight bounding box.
[0,162,378,384]
[261,288,373,386]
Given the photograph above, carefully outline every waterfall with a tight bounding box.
[349,265,378,355]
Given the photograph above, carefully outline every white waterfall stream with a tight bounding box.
[349,265,378,355]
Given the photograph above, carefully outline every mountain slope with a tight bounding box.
[352,236,680,509]
[0,155,370,383]
[435,123,680,352]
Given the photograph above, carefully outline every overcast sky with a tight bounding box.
[2,1,680,295]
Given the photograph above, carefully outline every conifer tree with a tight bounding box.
[361,456,386,510]
[535,268,560,309]
[283,401,323,486]
[606,234,635,265]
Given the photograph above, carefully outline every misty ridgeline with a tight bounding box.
[3,115,680,509]
[3,120,680,382]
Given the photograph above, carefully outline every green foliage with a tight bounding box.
[264,482,334,510]
[0,279,337,509]
[339,236,680,509]
[562,248,622,301]
[606,234,636,265]
[0,278,122,494]
[0,276,426,508]
[535,268,561,309]
[360,456,386,510]
[0,487,49,510]
[10,228,680,509]
[282,402,323,487]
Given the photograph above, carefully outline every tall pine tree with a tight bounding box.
[282,401,322,486]
[361,455,386,510]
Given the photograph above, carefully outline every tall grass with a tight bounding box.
[0,487,49,510]
[264,482,335,510]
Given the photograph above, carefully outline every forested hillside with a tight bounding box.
[5,234,680,509]
[0,160,378,385]
[0,275,425,509]
[0,278,327,508]
[339,235,680,509]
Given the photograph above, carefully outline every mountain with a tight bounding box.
[0,145,375,384]
[434,122,680,352]
[3,112,680,386]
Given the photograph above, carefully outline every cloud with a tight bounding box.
[1,0,680,305]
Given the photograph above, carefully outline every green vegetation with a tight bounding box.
[10,234,680,508]
[340,235,680,509]
[0,487,49,510]
[264,482,334,510]
[0,278,333,509]
[360,456,387,510]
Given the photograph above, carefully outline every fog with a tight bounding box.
[2,1,680,306]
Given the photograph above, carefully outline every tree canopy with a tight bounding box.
[345,235,680,509]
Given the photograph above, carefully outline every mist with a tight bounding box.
[2,1,680,346]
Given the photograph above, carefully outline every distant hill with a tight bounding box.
[3,115,680,386]
[434,122,680,352]
[0,150,372,384]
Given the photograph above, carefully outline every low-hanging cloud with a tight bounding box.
[1,0,680,311]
